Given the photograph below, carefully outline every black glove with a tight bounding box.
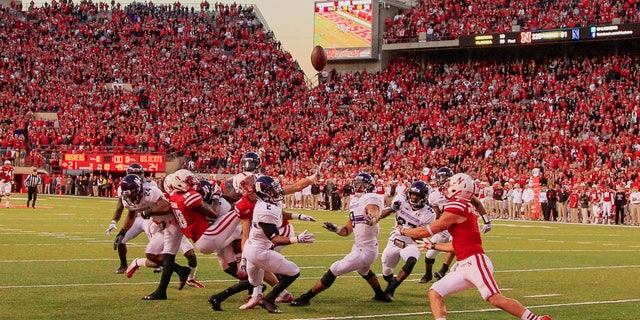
[113,229,127,250]
[391,200,401,212]
[140,208,152,219]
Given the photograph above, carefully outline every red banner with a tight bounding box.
[61,154,165,172]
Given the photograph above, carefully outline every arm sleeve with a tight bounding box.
[258,222,280,240]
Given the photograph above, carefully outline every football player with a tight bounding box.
[240,175,314,313]
[420,167,491,283]
[0,160,14,208]
[290,173,391,307]
[379,180,436,301]
[105,163,159,273]
[400,173,552,320]
[208,162,323,311]
[125,173,205,289]
[119,174,192,300]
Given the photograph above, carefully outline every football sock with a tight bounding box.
[265,273,299,302]
[438,263,449,274]
[189,266,197,280]
[521,309,536,320]
[218,280,253,302]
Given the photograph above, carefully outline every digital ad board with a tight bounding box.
[314,0,374,60]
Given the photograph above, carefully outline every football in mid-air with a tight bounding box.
[311,45,328,72]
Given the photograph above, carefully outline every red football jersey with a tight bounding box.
[0,165,13,182]
[169,190,208,242]
[235,195,289,228]
[444,199,485,261]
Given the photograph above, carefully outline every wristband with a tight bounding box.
[292,213,301,220]
[289,236,299,244]
[426,225,434,237]
[481,215,491,224]
[307,174,318,183]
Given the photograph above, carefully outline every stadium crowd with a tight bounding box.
[1,1,640,225]
[384,0,640,43]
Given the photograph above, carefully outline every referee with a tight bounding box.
[25,169,42,208]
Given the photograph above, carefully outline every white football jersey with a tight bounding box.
[348,193,383,249]
[248,199,284,250]
[390,193,437,246]
[121,186,170,220]
[116,179,158,197]
[428,187,447,212]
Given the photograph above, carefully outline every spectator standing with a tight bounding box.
[341,181,353,211]
[311,182,320,210]
[557,186,570,222]
[539,185,549,221]
[522,184,534,220]
[43,174,51,194]
[65,175,73,195]
[579,188,591,224]
[568,188,580,223]
[302,183,312,209]
[546,186,558,221]
[629,186,640,226]
[24,169,42,208]
[614,186,627,225]
[511,183,523,220]
[325,179,335,210]
[493,182,505,219]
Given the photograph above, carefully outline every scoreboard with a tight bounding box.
[459,23,640,47]
[61,154,166,172]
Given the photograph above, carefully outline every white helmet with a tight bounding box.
[3,160,10,165]
[172,169,199,192]
[163,173,175,193]
[233,172,256,195]
[446,173,476,201]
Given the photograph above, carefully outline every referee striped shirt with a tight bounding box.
[24,174,42,188]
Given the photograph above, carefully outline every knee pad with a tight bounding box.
[320,270,337,287]
[402,257,417,274]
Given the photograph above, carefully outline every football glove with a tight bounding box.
[294,213,317,222]
[140,208,152,219]
[391,200,401,212]
[481,216,492,233]
[415,238,435,251]
[323,222,339,233]
[105,220,117,235]
[296,230,315,244]
[113,229,127,250]
[315,157,334,179]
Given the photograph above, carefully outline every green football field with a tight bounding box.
[0,195,639,320]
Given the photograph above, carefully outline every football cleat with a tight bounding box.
[373,292,393,302]
[275,291,294,303]
[176,266,190,290]
[419,273,432,283]
[186,279,205,288]
[289,297,310,307]
[260,299,282,314]
[208,294,223,311]
[126,259,140,278]
[115,266,127,274]
[239,294,263,310]
[433,271,446,281]
[153,267,163,273]
[142,292,167,300]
